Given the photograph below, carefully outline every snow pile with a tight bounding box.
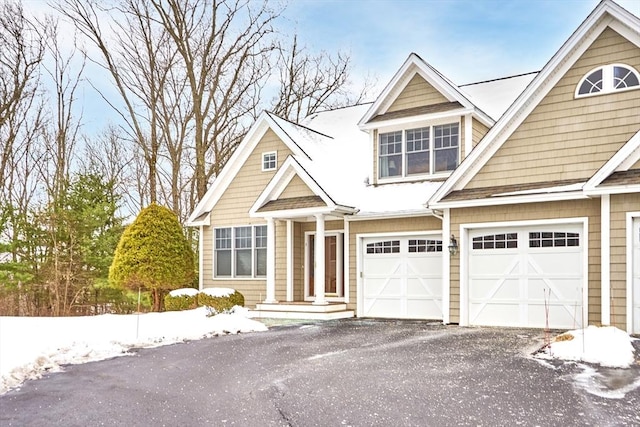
[0,307,267,395]
[537,326,636,368]
[200,287,235,297]
[168,288,199,297]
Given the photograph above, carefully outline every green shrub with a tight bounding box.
[197,289,245,313]
[109,203,195,311]
[164,294,198,311]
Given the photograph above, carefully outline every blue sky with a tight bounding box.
[282,0,640,88]
[24,0,640,129]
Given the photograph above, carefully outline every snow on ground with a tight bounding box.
[536,325,636,368]
[0,306,267,395]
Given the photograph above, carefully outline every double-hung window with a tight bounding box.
[379,122,459,179]
[214,225,267,278]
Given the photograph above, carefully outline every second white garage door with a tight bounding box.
[362,235,443,319]
[468,224,585,329]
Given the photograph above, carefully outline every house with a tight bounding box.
[188,0,640,333]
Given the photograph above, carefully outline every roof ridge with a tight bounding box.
[266,111,334,140]
[459,71,540,87]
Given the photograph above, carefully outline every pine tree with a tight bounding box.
[109,203,195,311]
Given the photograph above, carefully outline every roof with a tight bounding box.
[599,169,640,186]
[442,179,585,202]
[459,72,538,121]
[368,102,463,123]
[256,196,326,212]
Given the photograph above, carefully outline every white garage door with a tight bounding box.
[362,235,442,319]
[633,218,640,334]
[468,224,584,329]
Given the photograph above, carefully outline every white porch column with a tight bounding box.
[336,232,344,297]
[286,219,294,302]
[264,217,278,303]
[313,214,328,305]
[601,194,611,325]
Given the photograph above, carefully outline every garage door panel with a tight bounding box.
[470,278,520,299]
[364,278,402,297]
[528,252,581,276]
[470,303,520,327]
[362,235,443,320]
[365,299,402,318]
[527,278,582,301]
[469,253,517,275]
[407,278,439,297]
[468,224,584,329]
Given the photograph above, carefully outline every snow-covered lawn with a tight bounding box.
[0,306,267,395]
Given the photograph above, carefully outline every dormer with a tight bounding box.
[359,54,495,185]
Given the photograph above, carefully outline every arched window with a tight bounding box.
[576,64,640,97]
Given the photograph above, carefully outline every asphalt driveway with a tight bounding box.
[1,318,639,426]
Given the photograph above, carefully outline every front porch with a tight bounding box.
[251,302,355,320]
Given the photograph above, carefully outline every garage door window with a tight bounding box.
[366,240,400,254]
[529,232,579,248]
[472,233,517,250]
[409,239,442,252]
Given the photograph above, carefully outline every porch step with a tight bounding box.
[251,302,355,320]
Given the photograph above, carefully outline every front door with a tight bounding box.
[307,234,343,299]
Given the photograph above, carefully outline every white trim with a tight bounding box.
[459,217,589,327]
[286,219,293,302]
[250,156,335,215]
[261,150,277,172]
[349,211,437,221]
[359,108,473,131]
[429,1,640,206]
[584,184,640,196]
[313,214,327,305]
[198,225,204,291]
[626,212,640,334]
[431,190,588,209]
[188,112,307,224]
[601,194,611,325]
[344,217,350,304]
[464,113,473,159]
[264,218,277,303]
[358,54,494,129]
[356,230,445,319]
[584,129,640,191]
[442,208,451,324]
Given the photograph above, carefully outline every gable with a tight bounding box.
[210,129,293,226]
[387,73,450,113]
[278,174,317,199]
[633,159,640,169]
[465,28,640,190]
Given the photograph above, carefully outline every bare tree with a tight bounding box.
[54,0,167,205]
[272,35,374,123]
[0,1,45,195]
[150,0,281,200]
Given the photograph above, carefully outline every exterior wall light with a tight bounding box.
[448,234,458,256]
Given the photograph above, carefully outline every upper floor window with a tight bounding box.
[379,122,459,179]
[576,64,640,98]
[262,151,277,171]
